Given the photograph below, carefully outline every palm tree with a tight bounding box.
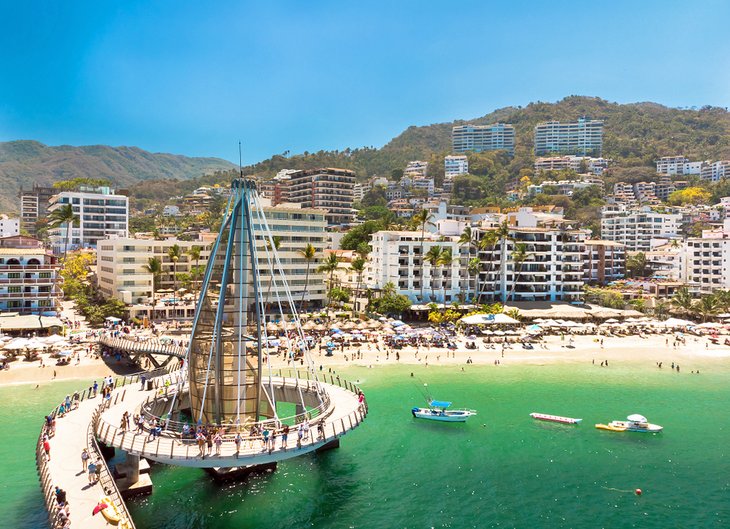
[437,248,452,305]
[187,245,202,301]
[507,243,530,302]
[48,204,79,260]
[653,299,670,319]
[350,256,366,315]
[298,243,317,312]
[488,220,512,303]
[671,286,694,315]
[626,252,650,278]
[411,209,435,302]
[695,295,719,322]
[712,290,730,313]
[467,257,481,305]
[167,244,182,304]
[144,257,162,321]
[478,229,500,302]
[318,253,341,313]
[425,245,443,302]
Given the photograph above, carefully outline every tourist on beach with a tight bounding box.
[81,448,89,471]
[87,460,97,483]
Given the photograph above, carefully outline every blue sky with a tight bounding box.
[1,1,729,163]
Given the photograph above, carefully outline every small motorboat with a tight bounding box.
[411,400,477,422]
[595,414,663,433]
[530,412,582,424]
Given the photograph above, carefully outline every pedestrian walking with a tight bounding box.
[43,439,51,461]
[234,432,241,459]
[81,448,89,471]
[87,461,97,483]
[213,432,223,456]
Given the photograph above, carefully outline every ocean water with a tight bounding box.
[4,364,730,528]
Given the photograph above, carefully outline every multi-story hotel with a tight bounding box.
[534,118,603,156]
[48,186,129,254]
[583,240,626,284]
[368,229,470,304]
[444,155,469,177]
[97,201,329,315]
[19,184,56,235]
[452,123,515,155]
[0,216,20,238]
[533,155,609,175]
[283,168,355,226]
[600,206,682,252]
[0,236,63,315]
[656,156,705,176]
[404,161,429,179]
[683,221,730,294]
[700,160,730,182]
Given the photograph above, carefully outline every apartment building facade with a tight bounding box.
[656,156,705,176]
[600,206,682,252]
[0,236,63,315]
[19,184,56,236]
[444,155,469,177]
[0,217,20,238]
[48,187,129,254]
[583,240,626,283]
[285,168,355,226]
[701,160,730,182]
[452,123,515,155]
[534,118,603,156]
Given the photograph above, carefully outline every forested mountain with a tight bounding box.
[0,140,236,212]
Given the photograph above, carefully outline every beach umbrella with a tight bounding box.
[57,350,73,357]
[314,324,327,331]
[302,321,316,330]
[92,502,109,516]
[25,338,47,350]
[43,334,69,345]
[3,338,31,350]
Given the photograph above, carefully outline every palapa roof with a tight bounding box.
[502,302,643,320]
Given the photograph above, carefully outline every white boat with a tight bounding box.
[411,400,477,422]
[595,414,663,433]
[530,412,582,424]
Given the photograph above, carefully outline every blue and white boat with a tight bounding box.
[411,400,477,422]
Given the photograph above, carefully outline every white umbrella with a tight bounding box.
[43,334,69,345]
[24,339,47,350]
[3,338,31,350]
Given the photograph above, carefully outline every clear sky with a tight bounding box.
[1,1,729,164]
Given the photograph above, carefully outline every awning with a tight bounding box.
[429,400,452,408]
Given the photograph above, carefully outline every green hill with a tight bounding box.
[0,140,236,212]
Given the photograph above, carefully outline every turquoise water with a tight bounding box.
[4,365,730,528]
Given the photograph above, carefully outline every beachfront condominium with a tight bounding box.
[368,229,471,304]
[283,168,356,227]
[444,155,469,178]
[600,206,682,252]
[47,186,129,254]
[19,183,56,236]
[534,118,603,156]
[473,209,591,303]
[0,235,63,315]
[583,240,626,284]
[97,200,329,313]
[683,219,730,294]
[452,124,515,155]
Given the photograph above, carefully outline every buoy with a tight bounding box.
[635,488,642,496]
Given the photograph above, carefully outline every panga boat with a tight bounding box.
[595,414,663,433]
[411,400,477,422]
[530,412,582,424]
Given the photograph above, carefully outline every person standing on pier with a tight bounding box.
[81,448,89,471]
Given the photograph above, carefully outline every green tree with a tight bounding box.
[298,243,317,312]
[187,245,203,299]
[340,220,383,251]
[143,257,163,317]
[437,248,452,304]
[626,252,651,278]
[467,257,481,305]
[425,245,443,302]
[671,286,694,315]
[318,253,341,312]
[350,256,367,315]
[508,243,530,302]
[167,244,182,303]
[48,204,79,260]
[694,295,719,322]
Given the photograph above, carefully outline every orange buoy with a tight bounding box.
[635,488,642,496]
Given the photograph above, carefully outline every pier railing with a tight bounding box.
[35,424,62,529]
[99,334,186,358]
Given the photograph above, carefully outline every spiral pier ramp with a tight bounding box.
[98,177,367,471]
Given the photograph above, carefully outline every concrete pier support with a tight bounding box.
[205,462,277,482]
[316,439,340,453]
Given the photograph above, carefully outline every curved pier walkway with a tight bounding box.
[96,371,368,468]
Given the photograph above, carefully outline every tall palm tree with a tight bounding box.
[711,289,730,314]
[144,257,162,321]
[318,253,341,313]
[167,244,182,304]
[468,257,481,304]
[411,209,435,302]
[508,243,530,302]
[491,220,512,303]
[695,295,719,322]
[350,256,366,315]
[48,204,79,260]
[298,243,317,312]
[425,245,443,302]
[187,245,202,301]
[478,229,500,302]
[671,286,694,315]
[437,248,452,304]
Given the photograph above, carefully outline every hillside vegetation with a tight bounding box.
[0,140,236,212]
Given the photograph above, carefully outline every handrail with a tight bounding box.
[35,424,62,529]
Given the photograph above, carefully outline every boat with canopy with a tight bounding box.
[411,400,477,422]
[595,414,663,433]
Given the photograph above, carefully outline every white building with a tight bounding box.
[368,230,470,304]
[656,156,706,176]
[97,201,329,314]
[411,177,435,196]
[444,155,469,177]
[48,187,129,254]
[645,242,685,281]
[528,178,603,197]
[701,160,730,182]
[0,216,20,238]
[600,206,682,252]
[534,118,603,156]
[404,161,429,179]
[683,220,730,294]
[452,123,515,155]
[162,205,182,217]
[534,156,609,175]
[583,240,626,283]
[0,236,63,315]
